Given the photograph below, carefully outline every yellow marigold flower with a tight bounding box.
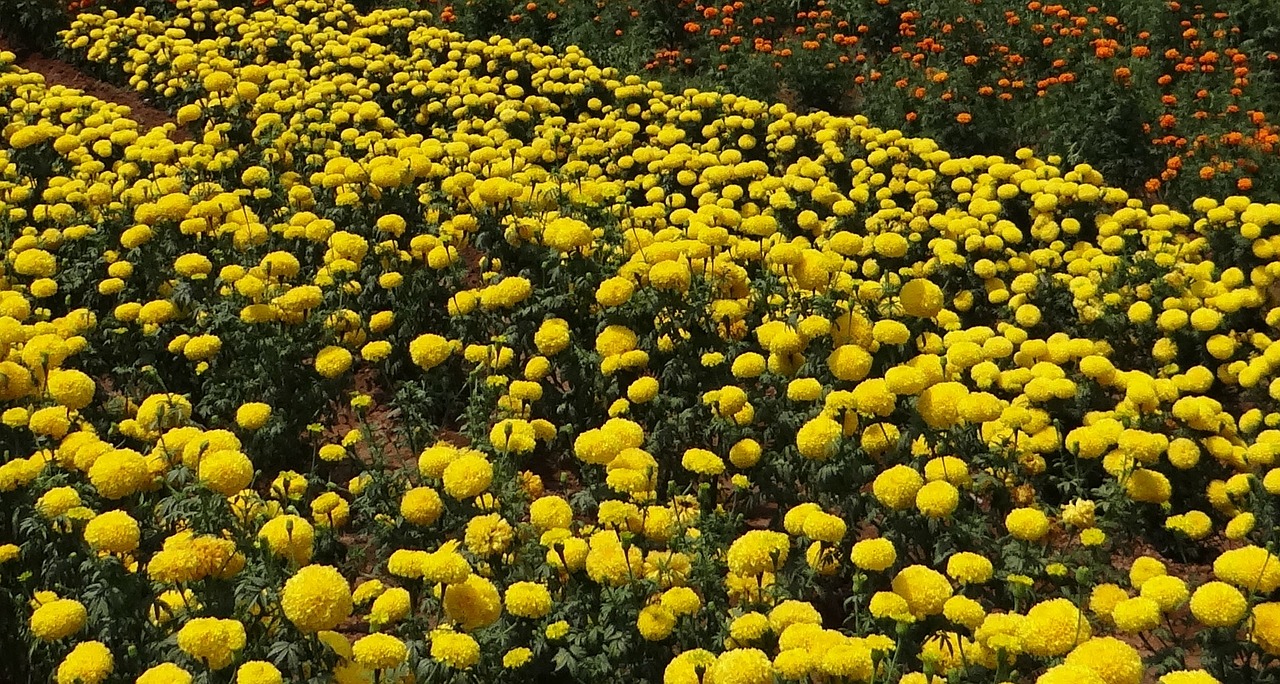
[257,515,315,565]
[1005,507,1050,541]
[649,259,692,292]
[86,448,149,499]
[872,465,924,510]
[915,480,960,518]
[503,647,533,669]
[870,591,911,625]
[726,530,789,576]
[1111,597,1161,633]
[730,612,770,643]
[1038,664,1106,684]
[430,628,480,669]
[442,453,493,500]
[137,663,193,684]
[29,406,71,439]
[319,444,347,462]
[534,318,571,355]
[46,369,95,410]
[900,278,944,318]
[55,641,113,684]
[1158,671,1221,684]
[529,495,572,531]
[235,661,282,684]
[850,538,897,572]
[709,648,774,684]
[627,376,659,403]
[505,581,552,619]
[917,381,969,429]
[545,620,570,640]
[314,345,353,378]
[280,565,352,633]
[891,565,953,618]
[1085,530,1105,553]
[352,633,408,671]
[1089,583,1130,622]
[945,552,993,584]
[83,510,140,555]
[352,579,386,606]
[943,595,986,629]
[1128,556,1167,589]
[772,648,814,680]
[1062,636,1143,684]
[795,415,841,460]
[800,511,846,543]
[1253,603,1280,655]
[14,248,57,277]
[235,402,272,430]
[1060,498,1096,528]
[311,492,350,529]
[662,645,713,684]
[489,418,537,453]
[637,604,677,640]
[409,333,456,370]
[596,276,635,307]
[1021,598,1091,657]
[1140,575,1188,612]
[35,486,82,519]
[30,598,87,641]
[1189,581,1247,627]
[786,378,824,402]
[198,450,254,497]
[401,486,444,526]
[731,351,767,379]
[729,438,763,468]
[464,513,514,557]
[827,344,872,382]
[368,586,410,629]
[1214,545,1280,593]
[681,448,724,475]
[872,319,910,345]
[661,586,701,616]
[176,617,245,669]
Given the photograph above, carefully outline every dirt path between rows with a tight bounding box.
[0,34,182,136]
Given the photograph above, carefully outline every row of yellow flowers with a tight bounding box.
[0,0,1279,682]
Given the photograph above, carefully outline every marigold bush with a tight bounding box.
[0,1,1279,682]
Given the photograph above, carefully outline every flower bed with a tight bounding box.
[0,1,1279,682]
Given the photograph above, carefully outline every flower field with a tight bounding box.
[1,0,1280,682]
[424,0,1280,206]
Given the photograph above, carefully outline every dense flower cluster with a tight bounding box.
[0,0,1278,682]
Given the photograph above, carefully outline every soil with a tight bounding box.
[0,34,183,137]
